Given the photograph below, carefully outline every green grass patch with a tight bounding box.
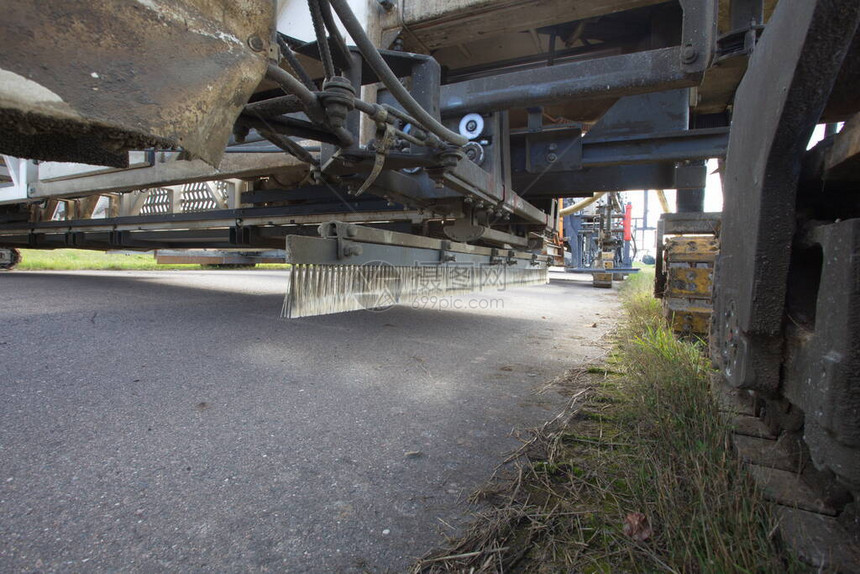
[15,249,289,271]
[413,266,795,573]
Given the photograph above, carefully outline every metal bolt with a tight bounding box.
[546,152,558,163]
[466,120,478,133]
[344,244,363,257]
[247,35,265,52]
[681,44,697,64]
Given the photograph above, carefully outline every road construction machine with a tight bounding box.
[0,0,858,567]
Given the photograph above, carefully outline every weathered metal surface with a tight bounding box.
[665,300,711,334]
[28,152,306,200]
[400,0,663,51]
[661,235,718,336]
[777,507,860,572]
[783,219,860,495]
[660,211,722,235]
[0,0,274,167]
[711,0,860,392]
[664,235,719,263]
[440,47,698,117]
[666,266,714,297]
[512,163,702,198]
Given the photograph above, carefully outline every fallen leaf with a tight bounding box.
[623,512,653,542]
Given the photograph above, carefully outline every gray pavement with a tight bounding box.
[0,269,619,573]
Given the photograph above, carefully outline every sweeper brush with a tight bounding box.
[281,222,550,318]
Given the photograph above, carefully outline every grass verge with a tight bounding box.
[14,249,289,271]
[412,269,793,573]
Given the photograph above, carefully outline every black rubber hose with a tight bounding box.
[327,0,467,146]
[263,66,355,148]
[258,131,319,165]
[265,63,326,124]
[276,35,318,91]
[307,0,335,79]
[318,0,352,70]
[244,95,304,117]
[237,115,340,145]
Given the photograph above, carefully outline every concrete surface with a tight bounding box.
[0,269,619,573]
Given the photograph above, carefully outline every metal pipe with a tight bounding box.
[327,0,468,146]
[558,192,608,216]
[224,143,322,153]
[440,47,695,117]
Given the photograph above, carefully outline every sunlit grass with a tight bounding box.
[15,249,289,271]
[414,265,794,573]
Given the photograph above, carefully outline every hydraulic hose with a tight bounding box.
[318,0,352,70]
[307,0,335,79]
[276,35,317,91]
[265,63,326,124]
[558,192,608,217]
[655,189,671,213]
[327,0,468,147]
[258,131,319,166]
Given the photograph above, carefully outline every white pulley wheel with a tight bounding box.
[458,113,484,140]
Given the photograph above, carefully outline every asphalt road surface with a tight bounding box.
[0,269,619,573]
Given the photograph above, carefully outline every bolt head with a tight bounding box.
[546,153,558,162]
[681,44,698,64]
[247,35,265,52]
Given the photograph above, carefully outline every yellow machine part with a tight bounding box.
[593,250,615,288]
[662,236,719,336]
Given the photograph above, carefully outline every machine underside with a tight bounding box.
[1,0,859,566]
[1,0,734,315]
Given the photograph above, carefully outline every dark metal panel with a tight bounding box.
[661,212,722,235]
[580,128,728,166]
[585,89,690,139]
[512,163,678,197]
[711,0,860,392]
[783,219,860,491]
[439,47,699,117]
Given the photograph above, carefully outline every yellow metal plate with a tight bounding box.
[665,267,714,298]
[663,299,712,335]
[665,236,719,263]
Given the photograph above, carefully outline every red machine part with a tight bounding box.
[623,203,633,242]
